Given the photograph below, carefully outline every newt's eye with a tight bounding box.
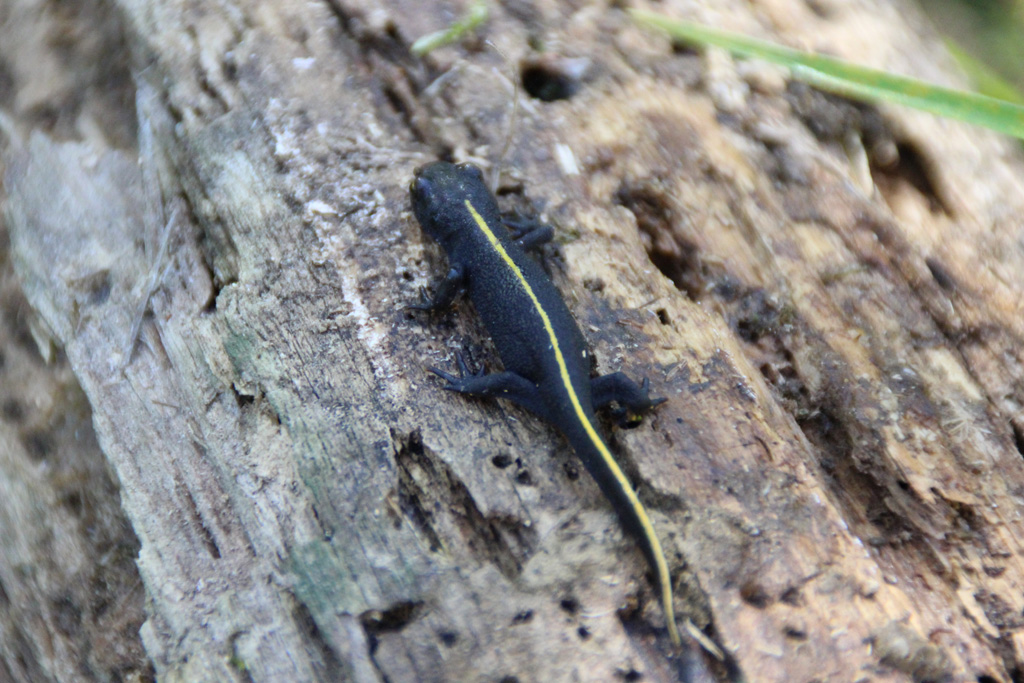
[411,175,433,198]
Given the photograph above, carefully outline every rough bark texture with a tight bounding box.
[2,0,1024,681]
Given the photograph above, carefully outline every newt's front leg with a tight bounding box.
[407,264,466,311]
[591,373,665,427]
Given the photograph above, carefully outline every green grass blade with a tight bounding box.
[942,39,1024,106]
[412,0,489,56]
[629,9,1024,140]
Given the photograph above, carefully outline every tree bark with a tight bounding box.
[3,0,1024,681]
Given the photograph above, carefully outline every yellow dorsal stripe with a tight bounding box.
[463,200,681,646]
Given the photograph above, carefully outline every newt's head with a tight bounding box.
[410,161,492,249]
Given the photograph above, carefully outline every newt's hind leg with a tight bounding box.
[430,351,546,417]
[503,216,554,251]
[591,373,666,427]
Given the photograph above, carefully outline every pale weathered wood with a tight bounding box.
[0,1,151,682]
[3,0,1024,681]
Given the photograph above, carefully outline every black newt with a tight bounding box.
[409,160,680,646]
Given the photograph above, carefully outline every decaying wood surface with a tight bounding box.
[3,0,1024,681]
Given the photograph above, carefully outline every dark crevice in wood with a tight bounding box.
[2,284,39,356]
[50,592,82,638]
[21,428,53,462]
[780,585,803,606]
[360,600,422,682]
[511,609,533,624]
[806,0,838,18]
[394,430,534,578]
[513,467,534,485]
[395,435,445,552]
[291,595,345,675]
[321,0,433,145]
[873,142,950,217]
[1012,423,1024,460]
[784,84,945,218]
[520,57,582,102]
[614,178,705,300]
[185,24,232,119]
[738,580,772,609]
[783,624,808,641]
[179,470,222,560]
[783,83,951,219]
[170,186,226,313]
[381,80,418,133]
[731,289,793,345]
[925,257,957,292]
[619,667,642,681]
[786,82,872,141]
[798,405,908,542]
[791,374,967,593]
[231,383,256,409]
[323,1,413,66]
[0,54,14,109]
[360,600,422,636]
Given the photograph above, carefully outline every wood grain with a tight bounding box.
[3,0,1024,681]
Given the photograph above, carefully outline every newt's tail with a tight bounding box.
[563,414,682,647]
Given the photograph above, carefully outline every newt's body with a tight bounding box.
[409,161,680,646]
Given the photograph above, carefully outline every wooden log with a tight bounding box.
[3,0,1024,681]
